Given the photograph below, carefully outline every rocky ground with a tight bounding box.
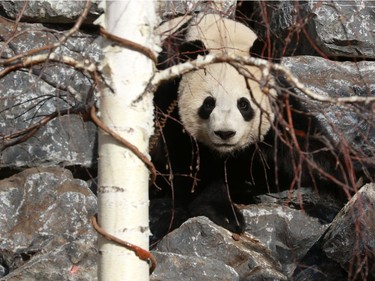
[1,1,375,280]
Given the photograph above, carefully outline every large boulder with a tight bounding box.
[0,167,97,280]
[246,1,375,59]
[322,183,375,279]
[0,19,101,169]
[0,0,102,24]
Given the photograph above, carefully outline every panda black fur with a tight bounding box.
[151,13,275,234]
[151,13,352,236]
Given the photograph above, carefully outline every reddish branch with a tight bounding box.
[1,106,88,151]
[100,27,157,64]
[151,53,375,104]
[149,99,178,152]
[0,6,373,276]
[0,0,92,66]
[90,106,157,184]
[91,215,157,274]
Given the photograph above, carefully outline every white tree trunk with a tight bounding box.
[96,1,159,280]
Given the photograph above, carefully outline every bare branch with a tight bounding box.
[0,52,96,77]
[151,53,375,104]
[0,0,91,66]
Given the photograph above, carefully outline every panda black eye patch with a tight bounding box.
[237,97,254,121]
[179,40,209,61]
[198,96,216,119]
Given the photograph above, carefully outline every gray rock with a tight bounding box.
[268,1,314,56]
[0,167,97,280]
[155,216,287,280]
[255,188,343,224]
[249,1,375,59]
[0,20,100,168]
[322,183,375,279]
[1,115,97,168]
[0,0,102,24]
[0,115,97,168]
[1,3,374,281]
[282,56,375,100]
[160,0,236,20]
[150,251,239,281]
[241,203,328,277]
[308,1,375,59]
[282,56,375,168]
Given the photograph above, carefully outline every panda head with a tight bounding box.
[158,13,275,154]
[157,13,258,67]
[178,63,275,155]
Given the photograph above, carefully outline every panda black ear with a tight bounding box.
[179,40,209,62]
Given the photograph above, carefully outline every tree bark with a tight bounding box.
[96,1,159,280]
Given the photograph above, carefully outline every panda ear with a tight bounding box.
[179,40,209,62]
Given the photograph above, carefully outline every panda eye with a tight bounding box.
[238,98,250,111]
[198,96,216,119]
[203,96,215,109]
[237,97,254,121]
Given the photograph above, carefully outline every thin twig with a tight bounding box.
[92,215,157,274]
[0,53,96,77]
[90,106,157,184]
[1,106,88,151]
[100,27,157,64]
[0,0,91,66]
[150,53,375,104]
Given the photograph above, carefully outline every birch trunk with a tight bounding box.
[96,1,159,280]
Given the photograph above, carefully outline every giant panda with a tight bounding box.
[150,13,278,235]
[150,13,352,237]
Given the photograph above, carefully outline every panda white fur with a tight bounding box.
[157,13,258,58]
[151,13,277,234]
[178,63,275,155]
[151,13,349,236]
[157,13,275,155]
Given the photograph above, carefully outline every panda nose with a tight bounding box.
[214,130,236,140]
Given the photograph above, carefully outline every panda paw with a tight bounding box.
[188,180,246,234]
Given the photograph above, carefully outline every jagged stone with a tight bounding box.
[322,183,375,279]
[282,56,375,172]
[248,1,375,59]
[0,0,102,24]
[160,0,236,20]
[150,251,239,281]
[1,2,375,280]
[308,1,375,59]
[155,216,287,280]
[1,115,97,168]
[0,19,100,169]
[241,203,329,278]
[0,167,97,280]
[254,187,342,224]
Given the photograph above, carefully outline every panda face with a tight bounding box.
[178,63,274,155]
